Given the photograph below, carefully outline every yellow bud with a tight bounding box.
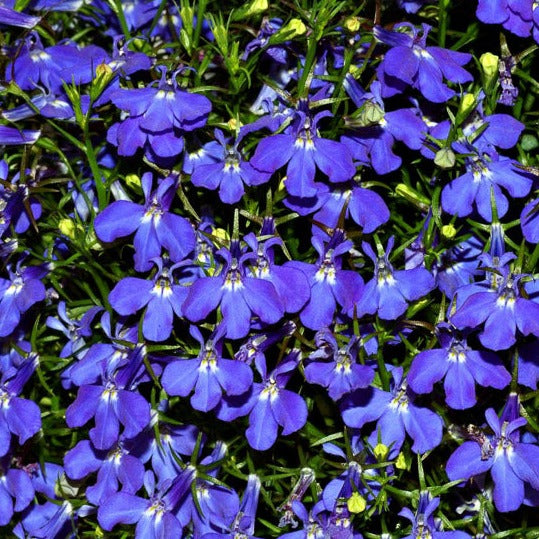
[271,18,306,43]
[458,93,476,117]
[373,443,389,461]
[441,224,457,239]
[347,492,367,513]
[434,147,456,169]
[125,174,142,190]
[344,16,361,33]
[59,218,79,240]
[480,52,499,81]
[213,227,230,241]
[395,452,407,470]
[348,65,361,78]
[244,0,268,16]
[95,63,113,78]
[227,118,242,130]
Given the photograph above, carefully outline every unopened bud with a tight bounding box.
[434,147,456,169]
[395,452,407,470]
[271,18,306,44]
[344,16,361,33]
[373,443,389,461]
[441,224,457,239]
[480,52,499,84]
[347,492,367,513]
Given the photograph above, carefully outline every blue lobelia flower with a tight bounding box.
[250,101,356,198]
[242,231,310,314]
[341,367,443,457]
[131,419,200,486]
[399,492,471,539]
[311,182,390,235]
[98,467,196,537]
[0,260,47,334]
[0,353,41,457]
[446,408,539,512]
[64,438,144,506]
[217,350,307,451]
[374,23,473,102]
[182,246,285,340]
[45,301,102,360]
[201,474,262,539]
[161,325,253,412]
[94,172,195,272]
[0,454,35,526]
[521,197,539,244]
[341,78,428,175]
[304,328,374,400]
[407,323,511,409]
[450,265,539,351]
[175,442,240,536]
[65,345,151,450]
[287,229,364,330]
[476,0,534,39]
[352,236,434,321]
[107,66,211,160]
[0,126,40,146]
[190,129,271,204]
[109,258,190,342]
[320,432,381,514]
[441,148,533,222]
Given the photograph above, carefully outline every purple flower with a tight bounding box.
[476,0,534,38]
[441,149,533,222]
[341,367,443,457]
[0,126,40,145]
[521,198,539,244]
[109,258,190,342]
[375,23,472,102]
[304,328,374,400]
[98,467,196,537]
[250,103,356,198]
[243,231,310,314]
[0,455,35,526]
[342,78,427,175]
[161,325,253,412]
[407,324,511,409]
[287,230,364,330]
[182,246,284,339]
[446,408,539,512]
[94,172,195,271]
[190,129,271,204]
[45,302,102,359]
[217,350,307,451]
[107,67,211,160]
[64,438,144,505]
[0,354,41,456]
[65,347,151,450]
[352,237,434,320]
[399,492,471,539]
[311,183,390,234]
[451,269,539,351]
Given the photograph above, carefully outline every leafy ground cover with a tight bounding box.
[0,0,538,537]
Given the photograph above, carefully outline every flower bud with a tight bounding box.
[347,492,367,513]
[373,443,389,461]
[434,147,456,169]
[271,18,307,44]
[480,52,499,85]
[344,16,361,33]
[441,224,457,239]
[395,452,407,470]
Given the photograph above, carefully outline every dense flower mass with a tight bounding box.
[0,0,537,537]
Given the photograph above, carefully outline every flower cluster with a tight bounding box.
[0,0,537,537]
